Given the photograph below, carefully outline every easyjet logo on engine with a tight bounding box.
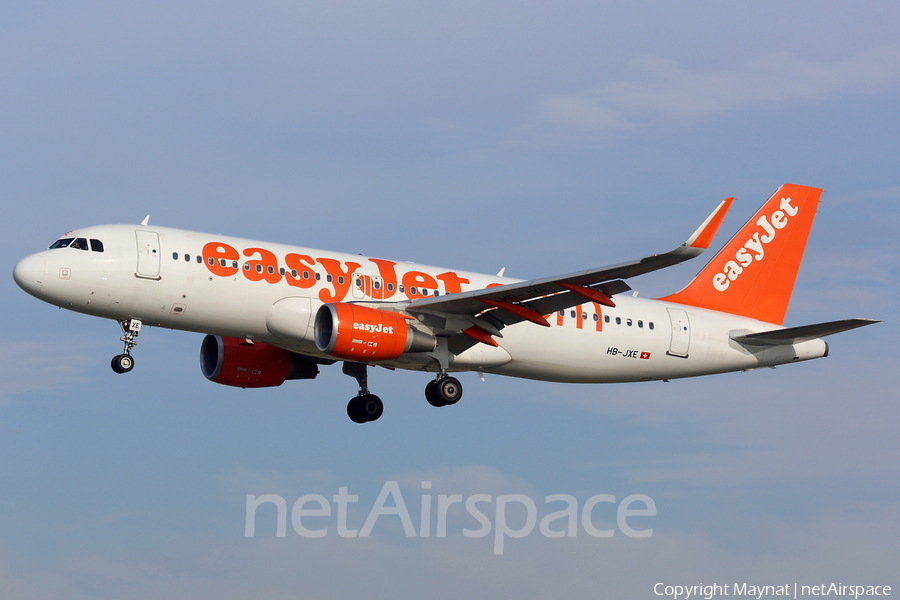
[712,196,799,292]
[353,322,395,334]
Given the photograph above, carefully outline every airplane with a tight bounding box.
[13,184,877,423]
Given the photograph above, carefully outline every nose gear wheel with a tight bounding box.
[110,319,142,374]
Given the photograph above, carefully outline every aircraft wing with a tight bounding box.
[405,197,733,326]
[359,197,734,355]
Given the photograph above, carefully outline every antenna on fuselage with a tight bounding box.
[141,215,150,226]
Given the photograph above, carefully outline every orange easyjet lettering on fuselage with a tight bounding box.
[369,259,398,300]
[402,271,437,299]
[316,258,361,303]
[201,242,480,303]
[592,302,604,332]
[243,247,282,284]
[436,271,470,294]
[202,242,240,277]
[284,253,317,289]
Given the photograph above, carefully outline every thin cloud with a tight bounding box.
[0,340,92,405]
[538,47,900,128]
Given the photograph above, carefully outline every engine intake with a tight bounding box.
[200,335,319,388]
[315,303,436,361]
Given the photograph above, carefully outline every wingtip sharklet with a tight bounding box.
[684,197,734,251]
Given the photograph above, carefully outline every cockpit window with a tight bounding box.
[50,237,104,251]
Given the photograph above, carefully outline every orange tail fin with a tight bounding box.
[658,184,822,325]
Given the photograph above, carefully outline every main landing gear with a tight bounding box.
[425,375,463,407]
[342,362,384,424]
[111,318,142,374]
[340,363,464,423]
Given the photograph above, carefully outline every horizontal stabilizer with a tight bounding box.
[730,318,879,346]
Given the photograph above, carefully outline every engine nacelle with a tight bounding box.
[200,335,319,388]
[314,303,436,361]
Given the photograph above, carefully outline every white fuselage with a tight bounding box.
[13,223,827,383]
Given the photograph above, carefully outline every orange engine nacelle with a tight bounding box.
[314,303,436,361]
[200,335,319,388]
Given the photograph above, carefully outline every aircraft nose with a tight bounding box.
[13,254,45,296]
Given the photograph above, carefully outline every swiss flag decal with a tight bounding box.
[640,352,651,359]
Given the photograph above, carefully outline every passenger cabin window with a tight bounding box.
[50,238,73,249]
[90,239,104,252]
[173,252,178,260]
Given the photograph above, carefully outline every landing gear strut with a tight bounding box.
[111,318,142,374]
[425,375,463,407]
[423,337,463,408]
[342,362,383,423]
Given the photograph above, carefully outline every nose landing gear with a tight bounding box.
[111,319,142,374]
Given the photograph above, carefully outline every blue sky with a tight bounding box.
[1,2,898,597]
